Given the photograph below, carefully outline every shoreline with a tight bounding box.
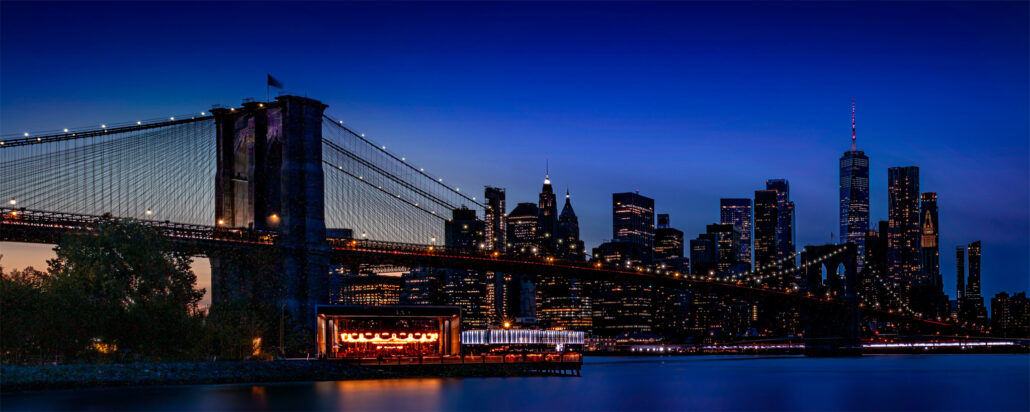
[0,359,578,393]
[6,348,1026,392]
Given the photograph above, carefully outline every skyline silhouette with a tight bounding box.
[1,1,1027,300]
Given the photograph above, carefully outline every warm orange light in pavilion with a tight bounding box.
[340,332,439,344]
[252,337,262,356]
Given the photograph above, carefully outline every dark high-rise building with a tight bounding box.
[966,241,981,298]
[960,241,988,327]
[765,179,795,264]
[508,274,537,323]
[400,269,444,305]
[506,202,539,254]
[991,292,1029,338]
[556,189,585,260]
[444,207,485,250]
[444,269,489,329]
[536,274,592,331]
[720,198,753,269]
[484,186,506,252]
[654,214,684,260]
[956,246,966,300]
[865,220,889,275]
[753,189,779,273]
[537,174,558,253]
[840,106,870,270]
[591,281,653,337]
[540,189,590,330]
[653,214,689,274]
[920,193,940,287]
[690,235,717,277]
[613,192,655,262]
[332,274,402,305]
[706,223,742,275]
[593,241,651,268]
[887,166,921,285]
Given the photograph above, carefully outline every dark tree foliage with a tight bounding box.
[1,218,316,363]
[2,219,206,362]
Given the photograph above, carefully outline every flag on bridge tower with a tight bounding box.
[267,74,284,102]
[267,74,284,89]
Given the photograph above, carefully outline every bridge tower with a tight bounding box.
[209,96,330,333]
[799,243,862,356]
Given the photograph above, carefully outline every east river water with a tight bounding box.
[4,354,1028,411]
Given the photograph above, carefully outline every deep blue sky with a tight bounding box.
[2,2,1028,300]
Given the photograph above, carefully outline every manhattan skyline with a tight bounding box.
[1,1,1027,302]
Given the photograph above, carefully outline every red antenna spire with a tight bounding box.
[851,100,856,151]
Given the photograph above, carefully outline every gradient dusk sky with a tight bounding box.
[1,1,1027,303]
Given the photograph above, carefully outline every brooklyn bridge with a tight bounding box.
[0,95,975,356]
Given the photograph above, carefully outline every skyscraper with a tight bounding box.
[920,193,940,286]
[753,189,779,273]
[655,214,689,273]
[537,173,558,254]
[613,191,655,262]
[961,240,988,327]
[689,235,716,276]
[720,198,752,269]
[966,241,981,298]
[956,246,966,300]
[484,186,506,252]
[887,166,921,285]
[506,202,538,254]
[765,179,795,265]
[839,103,870,270]
[556,189,585,260]
[706,223,742,275]
[444,207,485,250]
[444,269,489,328]
[654,214,685,260]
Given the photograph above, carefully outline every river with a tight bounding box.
[4,354,1028,411]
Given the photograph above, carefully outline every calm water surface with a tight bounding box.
[4,355,1029,411]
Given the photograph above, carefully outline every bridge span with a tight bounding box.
[1,95,982,356]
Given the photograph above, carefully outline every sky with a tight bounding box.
[1,1,1028,304]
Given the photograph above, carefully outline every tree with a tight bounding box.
[44,217,205,360]
[0,265,49,363]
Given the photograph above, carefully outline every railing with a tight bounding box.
[352,353,583,366]
[1,208,277,246]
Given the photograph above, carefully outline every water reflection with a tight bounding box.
[2,355,1027,411]
[313,378,445,411]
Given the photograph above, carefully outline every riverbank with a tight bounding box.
[1,359,581,392]
[0,361,386,392]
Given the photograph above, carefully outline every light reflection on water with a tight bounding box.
[3,354,1028,411]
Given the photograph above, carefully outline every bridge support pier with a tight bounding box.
[802,243,863,357]
[210,96,330,344]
